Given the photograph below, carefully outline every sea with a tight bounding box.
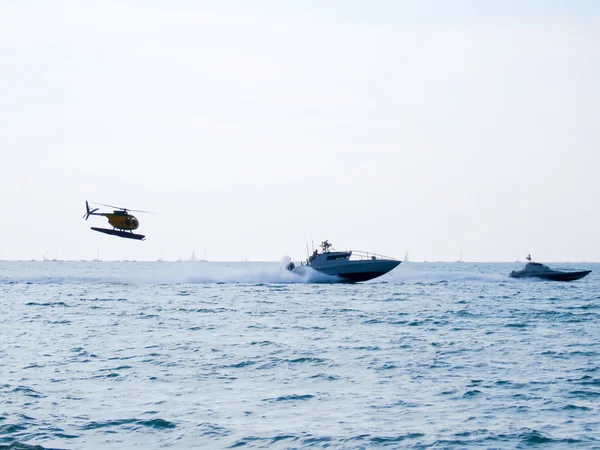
[1,260,599,449]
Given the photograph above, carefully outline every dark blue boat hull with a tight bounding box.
[338,271,391,282]
[510,270,591,281]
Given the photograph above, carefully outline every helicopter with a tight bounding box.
[83,201,150,241]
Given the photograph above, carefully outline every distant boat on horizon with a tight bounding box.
[403,251,409,263]
[188,249,208,262]
[455,250,464,263]
[93,250,101,262]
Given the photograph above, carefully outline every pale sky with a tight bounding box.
[1,1,599,262]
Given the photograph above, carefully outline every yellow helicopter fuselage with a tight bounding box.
[102,212,139,231]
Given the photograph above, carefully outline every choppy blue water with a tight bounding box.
[1,261,599,449]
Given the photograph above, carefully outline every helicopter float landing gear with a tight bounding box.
[90,227,146,241]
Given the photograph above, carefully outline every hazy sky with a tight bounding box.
[1,1,599,262]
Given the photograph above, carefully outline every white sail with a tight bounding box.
[199,248,208,262]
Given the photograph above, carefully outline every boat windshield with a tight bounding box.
[326,253,351,261]
[528,262,550,270]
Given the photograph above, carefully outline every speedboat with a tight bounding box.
[509,255,591,281]
[286,240,401,282]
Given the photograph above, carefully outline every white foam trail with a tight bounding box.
[391,271,514,283]
[184,263,340,284]
[0,261,343,285]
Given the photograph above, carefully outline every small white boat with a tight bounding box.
[286,240,400,282]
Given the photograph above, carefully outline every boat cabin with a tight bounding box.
[525,262,551,272]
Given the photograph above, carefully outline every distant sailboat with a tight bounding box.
[199,248,208,262]
[456,250,464,263]
[157,250,164,262]
[188,251,197,262]
[403,251,409,263]
[93,249,101,262]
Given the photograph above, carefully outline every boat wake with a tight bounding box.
[0,261,343,285]
[389,271,514,283]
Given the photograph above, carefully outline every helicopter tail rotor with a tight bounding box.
[83,200,99,220]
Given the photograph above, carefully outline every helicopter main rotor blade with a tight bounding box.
[125,209,154,214]
[95,202,128,210]
[94,203,154,214]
